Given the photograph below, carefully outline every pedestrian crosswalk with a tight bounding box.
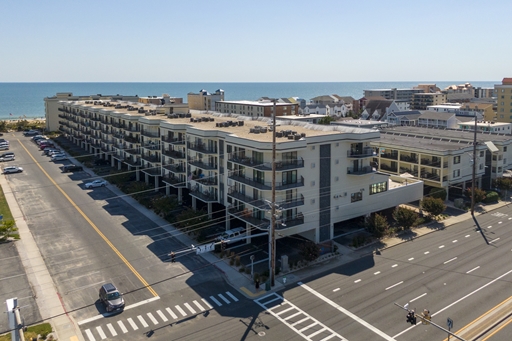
[82,291,240,341]
[255,293,347,341]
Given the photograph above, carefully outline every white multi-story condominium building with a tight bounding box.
[371,126,512,198]
[215,100,299,118]
[55,100,423,244]
[187,89,225,111]
[363,88,423,103]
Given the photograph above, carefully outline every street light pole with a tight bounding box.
[471,110,477,217]
[270,99,277,287]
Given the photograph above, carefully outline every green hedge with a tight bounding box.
[484,191,499,203]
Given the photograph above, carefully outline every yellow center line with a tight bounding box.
[18,139,158,297]
[481,316,512,341]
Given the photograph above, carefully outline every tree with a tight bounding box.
[464,187,486,204]
[393,206,418,230]
[494,177,512,199]
[152,195,180,215]
[421,197,446,218]
[365,213,389,238]
[318,116,335,125]
[0,220,17,241]
[175,208,209,234]
[299,241,320,262]
[429,187,447,201]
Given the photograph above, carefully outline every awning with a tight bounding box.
[484,141,498,153]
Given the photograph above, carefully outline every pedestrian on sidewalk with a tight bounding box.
[169,251,175,263]
[255,278,260,292]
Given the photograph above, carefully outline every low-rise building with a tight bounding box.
[188,89,225,111]
[410,93,447,110]
[216,99,299,118]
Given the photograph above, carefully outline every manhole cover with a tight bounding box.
[258,331,266,336]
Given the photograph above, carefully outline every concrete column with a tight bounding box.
[136,168,140,181]
[208,202,212,219]
[155,176,159,192]
[246,223,251,244]
[118,160,122,171]
[111,157,115,168]
[178,188,183,203]
[166,184,170,196]
[145,173,149,185]
[192,197,197,210]
[226,209,231,229]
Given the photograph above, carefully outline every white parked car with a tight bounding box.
[3,166,23,174]
[51,154,68,162]
[0,144,9,151]
[0,155,15,162]
[85,180,107,189]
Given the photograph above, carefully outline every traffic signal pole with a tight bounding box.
[394,303,466,341]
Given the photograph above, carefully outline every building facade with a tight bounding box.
[187,89,225,111]
[410,93,447,110]
[495,78,512,123]
[215,100,299,118]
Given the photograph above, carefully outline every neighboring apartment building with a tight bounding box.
[410,93,447,110]
[458,121,512,134]
[443,83,475,102]
[371,126,512,197]
[417,111,459,129]
[54,100,423,244]
[139,94,183,105]
[474,87,495,99]
[363,88,422,103]
[215,100,299,118]
[495,78,512,123]
[187,89,225,111]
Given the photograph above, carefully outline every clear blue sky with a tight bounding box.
[1,0,510,82]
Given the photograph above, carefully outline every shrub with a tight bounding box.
[484,191,499,203]
[239,266,245,272]
[393,206,418,230]
[0,220,17,242]
[245,267,251,274]
[229,257,235,266]
[350,234,368,248]
[299,241,320,262]
[152,195,180,215]
[429,187,447,201]
[235,255,241,267]
[464,187,486,204]
[364,213,389,238]
[421,197,446,218]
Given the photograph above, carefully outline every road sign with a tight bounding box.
[195,243,215,254]
[447,318,453,329]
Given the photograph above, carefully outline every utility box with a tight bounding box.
[281,255,289,272]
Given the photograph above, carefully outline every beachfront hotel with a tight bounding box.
[51,97,422,243]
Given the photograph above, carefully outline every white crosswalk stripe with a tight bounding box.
[218,293,230,304]
[127,318,138,330]
[184,302,197,314]
[147,312,159,325]
[157,309,168,322]
[137,315,149,328]
[166,307,178,319]
[226,291,239,302]
[85,329,95,341]
[96,326,107,339]
[175,305,187,317]
[106,323,117,337]
[201,298,213,309]
[193,300,206,311]
[209,295,222,306]
[117,321,128,334]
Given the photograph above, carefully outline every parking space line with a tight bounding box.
[226,291,239,302]
[157,309,168,322]
[137,315,149,328]
[84,329,95,341]
[147,312,159,325]
[218,293,230,304]
[175,305,187,317]
[117,321,128,333]
[284,312,303,321]
[95,326,106,339]
[184,302,197,314]
[209,296,222,306]
[127,318,138,330]
[193,300,206,311]
[201,298,213,309]
[166,307,178,319]
[106,323,116,337]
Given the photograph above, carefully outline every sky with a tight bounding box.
[1,0,510,82]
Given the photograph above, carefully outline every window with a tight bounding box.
[480,151,485,157]
[311,199,315,204]
[454,156,460,164]
[453,169,460,177]
[504,146,508,152]
[479,164,484,170]
[351,192,362,202]
[369,182,387,195]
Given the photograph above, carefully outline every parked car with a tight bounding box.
[3,166,23,174]
[99,283,124,313]
[85,179,107,188]
[0,152,14,158]
[24,130,40,136]
[62,164,83,173]
[45,149,61,156]
[215,227,246,244]
[51,154,68,162]
[0,144,9,151]
[0,155,15,162]
[32,135,46,141]
[49,151,65,157]
[40,142,55,150]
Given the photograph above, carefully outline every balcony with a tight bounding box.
[162,174,186,187]
[228,171,304,190]
[279,194,305,209]
[142,166,162,176]
[90,116,101,122]
[141,154,161,163]
[189,185,218,203]
[399,155,418,163]
[421,172,441,182]
[188,159,217,170]
[124,158,142,167]
[228,207,269,229]
[143,143,161,150]
[163,163,186,173]
[124,135,140,143]
[420,159,447,168]
[347,166,376,175]
[162,136,186,144]
[194,177,218,186]
[123,125,138,132]
[91,125,101,131]
[187,142,217,154]
[279,213,304,229]
[380,164,398,172]
[163,149,185,159]
[112,122,123,128]
[141,130,160,138]
[124,148,141,156]
[227,188,266,209]
[381,153,398,160]
[347,148,376,158]
[104,139,114,145]
[229,156,304,171]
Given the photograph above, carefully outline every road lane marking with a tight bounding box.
[175,305,187,316]
[487,225,492,229]
[354,279,361,283]
[444,257,457,264]
[117,321,128,333]
[393,268,512,338]
[410,293,427,302]
[499,221,503,224]
[298,282,395,340]
[77,297,160,325]
[201,298,213,309]
[84,329,95,341]
[333,288,340,292]
[284,312,302,321]
[127,318,138,330]
[218,293,230,304]
[408,258,414,261]
[184,302,197,314]
[209,295,222,306]
[137,315,149,328]
[424,251,430,254]
[166,307,178,319]
[106,323,116,337]
[226,291,239,302]
[291,316,310,327]
[276,307,295,316]
[192,300,205,312]
[439,245,445,248]
[392,264,398,267]
[298,321,318,333]
[490,237,500,243]
[466,266,480,274]
[374,271,381,275]
[96,326,106,339]
[465,235,470,237]
[147,312,158,325]
[452,240,458,243]
[386,281,403,290]
[18,141,158,297]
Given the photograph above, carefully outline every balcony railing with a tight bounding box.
[347,149,376,158]
[228,156,304,171]
[347,166,376,175]
[163,163,186,173]
[141,154,161,163]
[279,213,304,229]
[162,136,186,144]
[188,159,217,170]
[162,174,187,187]
[279,194,305,209]
[380,164,398,172]
[141,130,160,138]
[228,171,304,190]
[399,155,418,163]
[123,158,142,167]
[381,153,398,160]
[227,188,267,209]
[188,184,218,202]
[124,135,140,143]
[227,207,269,229]
[123,126,138,132]
[142,167,162,176]
[187,142,217,154]
[143,143,161,150]
[163,149,185,159]
[420,159,447,168]
[194,177,218,186]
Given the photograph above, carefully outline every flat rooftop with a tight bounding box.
[381,126,512,143]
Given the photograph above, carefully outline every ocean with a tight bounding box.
[0,81,498,120]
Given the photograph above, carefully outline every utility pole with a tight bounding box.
[270,98,277,287]
[6,297,25,341]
